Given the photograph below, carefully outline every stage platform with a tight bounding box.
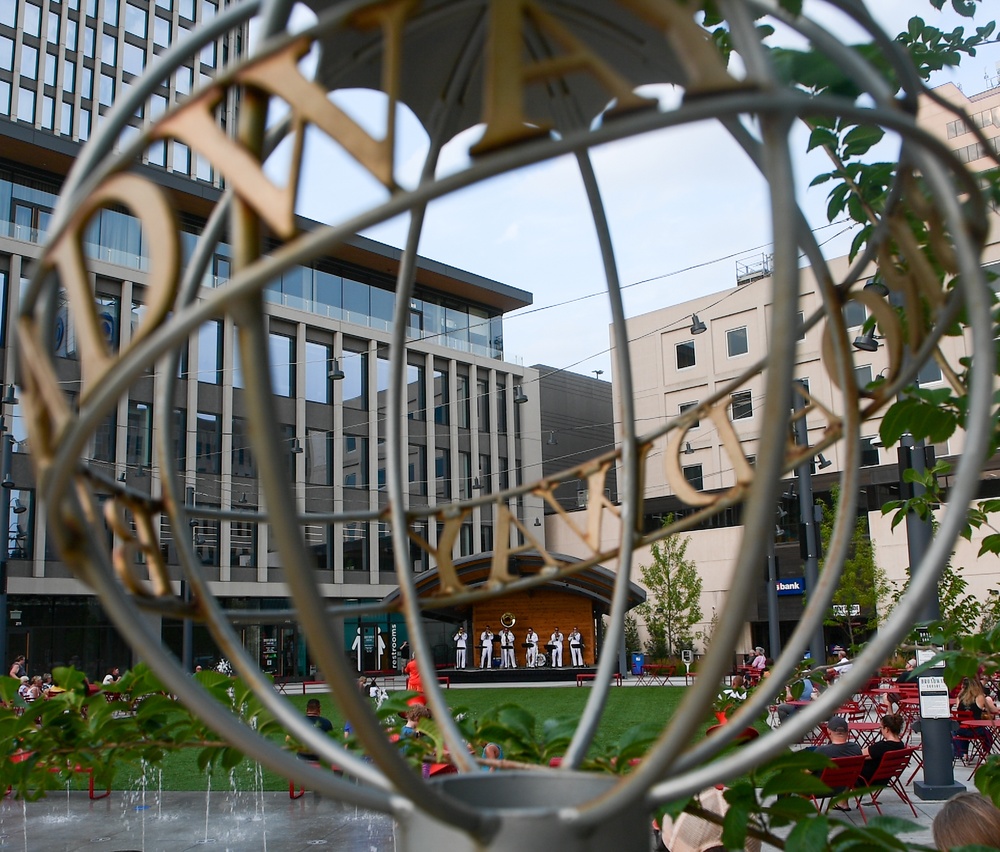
[440,666,601,685]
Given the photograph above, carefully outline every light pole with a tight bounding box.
[792,380,827,666]
[0,384,18,672]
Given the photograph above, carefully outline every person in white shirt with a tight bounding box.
[453,628,468,669]
[525,628,539,667]
[568,628,584,666]
[499,628,516,668]
[480,627,494,669]
[831,648,853,678]
[550,628,564,667]
[750,647,767,672]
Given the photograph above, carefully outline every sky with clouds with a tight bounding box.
[275,1,1000,380]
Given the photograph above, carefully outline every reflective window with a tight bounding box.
[126,401,151,467]
[86,0,96,16]
[343,277,368,324]
[676,339,696,369]
[98,72,113,105]
[23,3,40,36]
[147,137,165,165]
[304,340,330,404]
[45,52,56,85]
[66,18,78,50]
[0,80,9,114]
[149,91,166,117]
[172,140,189,174]
[434,447,450,500]
[343,522,368,572]
[196,320,221,383]
[84,26,95,57]
[0,36,12,70]
[123,41,143,75]
[917,359,942,385]
[477,377,489,431]
[730,390,753,421]
[407,362,425,420]
[40,93,53,128]
[153,15,169,47]
[60,101,72,134]
[195,411,221,474]
[496,380,507,433]
[155,0,171,9]
[231,417,256,478]
[6,489,33,560]
[103,0,117,25]
[843,301,866,329]
[458,450,472,499]
[81,65,92,97]
[102,32,116,65]
[342,349,367,410]
[683,464,704,491]
[200,0,215,19]
[20,44,38,79]
[94,410,116,462]
[269,331,293,397]
[63,58,75,91]
[408,444,426,496]
[860,437,880,467]
[344,434,368,488]
[369,286,393,331]
[0,0,15,27]
[47,10,59,42]
[179,0,193,20]
[433,367,448,425]
[726,326,748,357]
[78,106,90,138]
[456,372,470,428]
[855,365,873,390]
[17,87,35,122]
[175,64,191,95]
[199,39,214,67]
[679,401,699,428]
[124,3,146,36]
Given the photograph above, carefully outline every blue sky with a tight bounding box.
[270,1,1000,379]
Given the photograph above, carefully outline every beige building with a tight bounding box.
[548,80,1000,657]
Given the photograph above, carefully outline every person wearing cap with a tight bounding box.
[815,715,862,759]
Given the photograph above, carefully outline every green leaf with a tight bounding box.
[842,125,885,157]
[808,127,839,153]
[785,813,830,850]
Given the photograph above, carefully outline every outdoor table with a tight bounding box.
[849,721,882,748]
[637,664,673,686]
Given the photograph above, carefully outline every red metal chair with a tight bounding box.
[837,701,866,723]
[853,746,918,823]
[808,754,865,814]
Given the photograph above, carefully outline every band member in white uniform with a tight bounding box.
[550,628,564,667]
[480,627,494,669]
[453,627,468,669]
[500,627,516,668]
[569,627,584,666]
[525,628,539,667]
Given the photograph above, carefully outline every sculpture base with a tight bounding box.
[394,771,649,851]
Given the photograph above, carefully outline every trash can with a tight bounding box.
[631,653,645,676]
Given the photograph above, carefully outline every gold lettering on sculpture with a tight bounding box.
[16,319,74,474]
[665,400,754,507]
[536,459,621,553]
[471,0,656,156]
[104,497,172,598]
[430,508,471,595]
[156,36,403,240]
[618,0,748,96]
[40,174,179,403]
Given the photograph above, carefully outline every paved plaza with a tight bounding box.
[0,679,970,850]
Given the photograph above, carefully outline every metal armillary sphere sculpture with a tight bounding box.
[17,1,994,849]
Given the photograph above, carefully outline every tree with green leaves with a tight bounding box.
[636,518,703,659]
[817,486,890,648]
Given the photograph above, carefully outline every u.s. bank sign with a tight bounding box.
[776,578,805,596]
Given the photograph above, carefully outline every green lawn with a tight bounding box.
[111,686,719,792]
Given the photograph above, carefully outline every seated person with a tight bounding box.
[775,676,817,724]
[480,742,504,772]
[815,715,862,759]
[859,714,906,785]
